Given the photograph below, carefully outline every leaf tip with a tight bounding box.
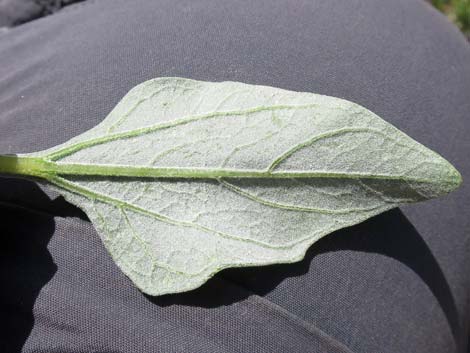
[433,158,463,198]
[448,163,463,191]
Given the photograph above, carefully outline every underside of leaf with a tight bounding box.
[18,77,461,296]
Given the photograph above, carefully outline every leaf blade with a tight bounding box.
[22,77,461,295]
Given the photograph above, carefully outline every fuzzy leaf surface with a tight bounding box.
[24,78,461,295]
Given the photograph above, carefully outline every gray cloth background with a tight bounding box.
[0,0,85,27]
[0,0,469,352]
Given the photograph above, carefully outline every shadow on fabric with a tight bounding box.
[0,178,86,353]
[152,208,461,345]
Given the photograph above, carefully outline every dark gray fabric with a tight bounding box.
[0,0,42,27]
[0,0,469,352]
[0,0,85,27]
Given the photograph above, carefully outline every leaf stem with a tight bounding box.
[0,154,51,178]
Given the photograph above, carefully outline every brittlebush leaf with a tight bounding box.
[0,78,461,295]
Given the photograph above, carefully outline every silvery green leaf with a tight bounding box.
[10,77,461,295]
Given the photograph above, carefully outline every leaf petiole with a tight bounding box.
[0,154,53,179]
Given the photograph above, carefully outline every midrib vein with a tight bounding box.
[44,162,445,185]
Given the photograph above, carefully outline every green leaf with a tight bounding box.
[0,77,462,296]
